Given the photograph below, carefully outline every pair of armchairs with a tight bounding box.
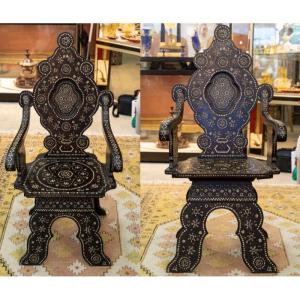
[5,26,287,274]
[5,33,122,266]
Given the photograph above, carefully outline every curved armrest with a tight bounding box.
[5,92,33,186]
[98,90,123,173]
[159,84,187,172]
[257,84,287,172]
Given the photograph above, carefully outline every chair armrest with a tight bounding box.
[98,90,123,173]
[5,92,33,185]
[159,84,187,172]
[257,84,287,172]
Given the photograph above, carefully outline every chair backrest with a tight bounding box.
[187,25,258,158]
[32,32,99,157]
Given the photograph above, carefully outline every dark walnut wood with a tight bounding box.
[5,32,123,266]
[159,25,287,273]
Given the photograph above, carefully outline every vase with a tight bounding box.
[191,30,201,54]
[142,28,152,56]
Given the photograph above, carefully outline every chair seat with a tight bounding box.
[23,154,115,198]
[168,156,274,179]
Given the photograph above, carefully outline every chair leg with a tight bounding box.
[75,211,111,266]
[20,210,54,265]
[234,202,277,273]
[167,201,208,273]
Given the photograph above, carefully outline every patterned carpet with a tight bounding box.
[0,134,141,276]
[141,183,300,276]
[2,134,300,276]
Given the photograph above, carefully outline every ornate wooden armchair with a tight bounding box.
[5,33,123,266]
[159,25,287,273]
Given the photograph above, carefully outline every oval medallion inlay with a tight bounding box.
[204,72,241,115]
[49,79,83,120]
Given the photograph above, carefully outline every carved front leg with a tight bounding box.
[167,202,209,273]
[76,211,111,266]
[20,210,54,265]
[235,202,277,273]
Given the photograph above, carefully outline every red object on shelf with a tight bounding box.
[250,106,257,132]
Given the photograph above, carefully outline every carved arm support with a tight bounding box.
[159,84,187,172]
[98,90,123,173]
[257,84,287,172]
[5,92,33,186]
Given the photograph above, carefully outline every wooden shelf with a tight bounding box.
[273,93,300,100]
[141,69,195,76]
[96,38,140,56]
[254,52,300,57]
[141,57,193,62]
[141,56,196,75]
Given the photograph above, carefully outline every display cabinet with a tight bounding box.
[94,23,140,87]
[251,23,300,155]
[0,24,78,102]
[253,23,300,96]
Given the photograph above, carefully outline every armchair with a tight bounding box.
[159,25,287,273]
[5,32,123,266]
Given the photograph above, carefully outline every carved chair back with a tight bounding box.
[188,25,258,158]
[33,32,99,157]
